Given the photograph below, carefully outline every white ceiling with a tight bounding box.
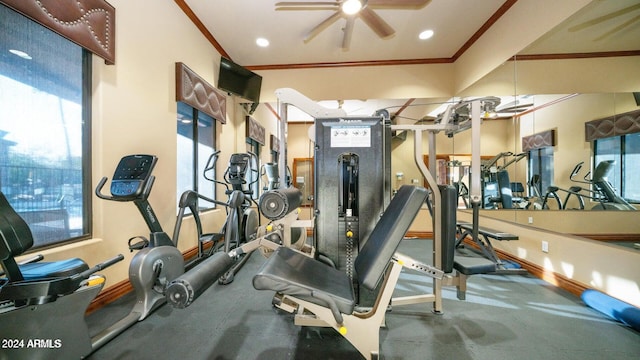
[181,0,640,120]
[184,0,640,66]
[185,0,509,66]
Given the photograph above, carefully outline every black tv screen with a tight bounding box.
[217,57,262,104]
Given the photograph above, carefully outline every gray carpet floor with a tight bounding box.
[86,239,640,359]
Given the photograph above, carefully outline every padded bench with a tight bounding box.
[450,254,497,300]
[455,222,526,275]
[421,185,498,302]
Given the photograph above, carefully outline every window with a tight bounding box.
[177,102,216,210]
[528,147,554,197]
[0,5,91,248]
[594,133,640,203]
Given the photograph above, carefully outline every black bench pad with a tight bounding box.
[253,246,356,316]
[453,256,496,275]
[458,222,518,241]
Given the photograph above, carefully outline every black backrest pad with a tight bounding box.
[0,192,34,259]
[354,185,428,290]
[439,185,457,273]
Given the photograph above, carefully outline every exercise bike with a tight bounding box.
[0,191,124,360]
[96,153,255,315]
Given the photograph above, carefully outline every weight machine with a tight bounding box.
[274,88,499,314]
[250,91,498,359]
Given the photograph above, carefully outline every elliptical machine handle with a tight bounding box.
[247,151,260,189]
[569,162,584,181]
[203,150,221,182]
[204,150,230,190]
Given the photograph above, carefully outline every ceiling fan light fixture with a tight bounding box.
[342,0,362,15]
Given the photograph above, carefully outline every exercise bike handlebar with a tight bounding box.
[73,254,125,282]
[94,177,111,200]
[95,175,156,202]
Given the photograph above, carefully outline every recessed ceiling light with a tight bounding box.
[9,49,32,60]
[256,38,270,47]
[419,30,434,40]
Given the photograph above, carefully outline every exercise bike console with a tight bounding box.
[111,154,157,198]
[96,154,158,201]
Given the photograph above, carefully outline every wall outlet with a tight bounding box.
[542,241,549,253]
[528,216,534,224]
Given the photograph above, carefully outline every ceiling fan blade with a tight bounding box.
[276,6,338,11]
[276,2,339,6]
[359,7,394,38]
[568,3,640,32]
[342,17,355,50]
[594,14,640,41]
[304,11,343,43]
[367,0,431,9]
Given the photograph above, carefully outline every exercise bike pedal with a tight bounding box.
[128,236,149,252]
[218,271,235,285]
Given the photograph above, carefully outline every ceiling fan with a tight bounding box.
[568,2,640,41]
[275,0,431,50]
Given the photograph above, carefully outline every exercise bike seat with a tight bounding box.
[17,258,89,281]
[0,192,88,283]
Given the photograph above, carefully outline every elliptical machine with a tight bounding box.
[571,160,635,210]
[202,150,259,284]
[530,162,587,210]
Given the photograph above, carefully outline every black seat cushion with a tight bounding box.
[19,258,89,280]
[253,246,356,316]
[453,256,496,275]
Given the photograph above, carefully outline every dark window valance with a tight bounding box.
[522,129,555,152]
[175,62,227,124]
[246,116,265,145]
[0,0,115,64]
[585,109,640,141]
[270,134,280,153]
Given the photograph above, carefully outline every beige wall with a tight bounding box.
[458,212,640,308]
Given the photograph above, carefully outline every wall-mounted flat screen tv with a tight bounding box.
[217,57,262,105]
